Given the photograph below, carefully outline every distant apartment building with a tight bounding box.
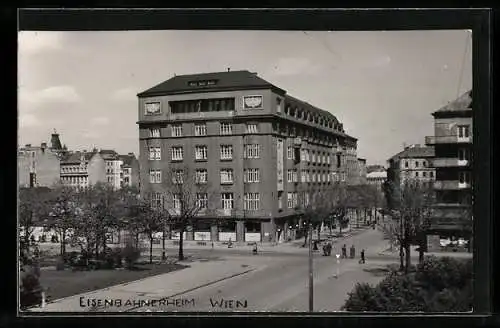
[60,150,106,187]
[387,144,436,186]
[366,170,387,190]
[17,131,67,188]
[425,90,473,251]
[137,70,357,243]
[99,150,123,190]
[119,153,140,188]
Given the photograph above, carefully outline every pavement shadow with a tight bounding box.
[362,265,394,277]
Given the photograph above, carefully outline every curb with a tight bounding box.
[123,268,256,312]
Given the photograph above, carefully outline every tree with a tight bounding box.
[330,182,350,235]
[381,179,435,273]
[19,187,52,253]
[162,165,216,261]
[46,183,80,257]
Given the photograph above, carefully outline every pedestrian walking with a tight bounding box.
[342,244,347,259]
[327,241,332,256]
[359,249,365,264]
[350,245,355,259]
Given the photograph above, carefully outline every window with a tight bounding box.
[171,124,183,137]
[244,169,260,183]
[244,193,260,211]
[287,147,294,160]
[171,147,183,161]
[312,172,316,182]
[327,172,331,182]
[220,145,233,160]
[195,145,208,160]
[149,147,161,160]
[458,148,469,161]
[306,171,311,182]
[194,124,207,136]
[195,169,208,184]
[151,192,163,209]
[172,170,184,184]
[220,122,233,135]
[301,170,307,182]
[423,171,427,177]
[246,124,258,134]
[196,193,208,210]
[149,128,161,138]
[173,194,181,212]
[327,155,330,165]
[221,193,234,209]
[287,170,294,183]
[276,98,282,113]
[145,102,161,115]
[220,169,234,184]
[287,193,294,209]
[459,172,470,184]
[301,149,306,161]
[430,171,434,178]
[415,161,419,168]
[149,169,162,183]
[244,144,261,159]
[312,152,316,163]
[415,172,419,177]
[278,191,283,210]
[457,125,470,138]
[405,161,409,168]
[423,161,427,167]
[306,150,310,162]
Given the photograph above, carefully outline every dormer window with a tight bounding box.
[188,79,218,87]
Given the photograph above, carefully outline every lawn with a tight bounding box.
[39,261,188,302]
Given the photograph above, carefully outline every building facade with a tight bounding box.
[17,131,67,188]
[425,90,473,251]
[119,153,140,188]
[387,144,436,186]
[357,158,367,185]
[366,170,387,190]
[60,151,106,187]
[137,70,357,243]
[99,150,123,190]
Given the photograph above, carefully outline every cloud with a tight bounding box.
[19,114,41,128]
[110,87,137,102]
[268,57,324,77]
[81,130,101,139]
[18,31,64,55]
[90,117,110,126]
[20,85,82,105]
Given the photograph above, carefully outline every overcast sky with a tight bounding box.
[18,30,472,166]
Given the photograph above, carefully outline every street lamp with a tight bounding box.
[308,220,313,312]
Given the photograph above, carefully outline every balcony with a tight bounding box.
[430,158,471,168]
[425,135,473,145]
[434,180,471,190]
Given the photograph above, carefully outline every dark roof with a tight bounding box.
[119,154,136,167]
[61,151,97,164]
[435,90,472,113]
[388,146,435,162]
[285,95,339,123]
[137,70,286,97]
[99,149,120,160]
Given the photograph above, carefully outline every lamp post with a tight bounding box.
[308,220,313,312]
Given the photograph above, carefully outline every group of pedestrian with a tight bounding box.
[341,244,365,264]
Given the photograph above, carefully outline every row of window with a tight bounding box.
[149,144,261,161]
[273,121,345,146]
[149,168,344,185]
[153,192,261,211]
[61,176,88,185]
[279,98,342,133]
[149,168,261,185]
[149,122,260,138]
[61,165,87,173]
[405,171,435,178]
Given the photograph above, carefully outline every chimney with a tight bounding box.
[25,144,31,148]
[128,152,134,156]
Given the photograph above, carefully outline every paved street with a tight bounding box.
[127,228,390,312]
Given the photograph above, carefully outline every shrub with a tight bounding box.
[56,256,65,271]
[122,243,140,269]
[20,264,42,309]
[342,256,473,312]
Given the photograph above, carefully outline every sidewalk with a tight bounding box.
[28,258,264,312]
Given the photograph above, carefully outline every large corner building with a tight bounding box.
[425,90,473,251]
[137,70,357,243]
